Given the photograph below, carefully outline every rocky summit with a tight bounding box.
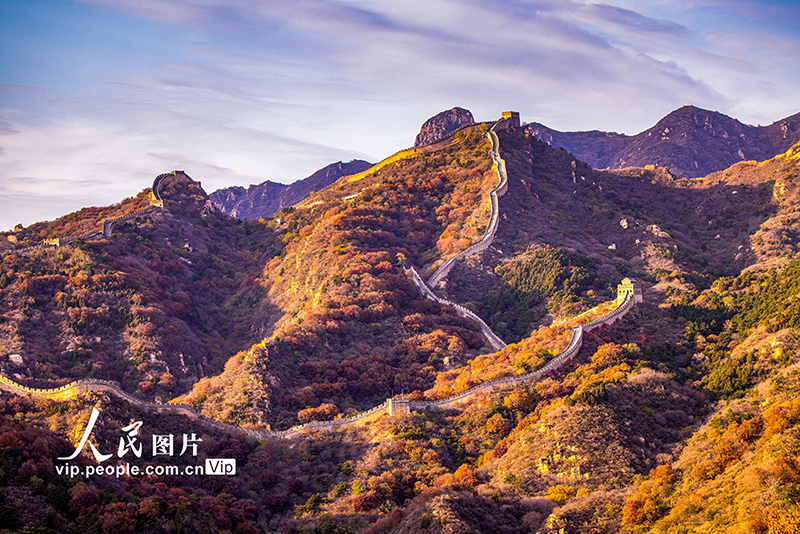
[414,106,475,147]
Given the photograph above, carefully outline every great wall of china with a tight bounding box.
[406,120,511,351]
[0,116,643,442]
[0,280,639,440]
[406,266,507,351]
[426,123,509,290]
[2,171,172,256]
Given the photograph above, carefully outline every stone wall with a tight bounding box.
[406,266,506,350]
[3,172,168,256]
[427,123,508,288]
[0,287,637,440]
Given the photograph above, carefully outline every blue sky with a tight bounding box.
[1,0,800,230]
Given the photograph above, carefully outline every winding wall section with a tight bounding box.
[3,172,171,255]
[0,287,636,440]
[404,119,510,350]
[0,123,641,440]
[427,121,509,288]
[407,266,506,351]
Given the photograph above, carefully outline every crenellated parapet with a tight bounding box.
[406,265,506,350]
[403,289,636,411]
[0,282,638,439]
[149,172,172,207]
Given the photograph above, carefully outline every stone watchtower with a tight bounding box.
[616,278,643,305]
[502,111,521,128]
[387,397,411,416]
[149,192,164,208]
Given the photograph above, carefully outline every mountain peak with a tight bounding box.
[531,106,800,177]
[210,159,372,219]
[654,105,737,128]
[414,107,475,147]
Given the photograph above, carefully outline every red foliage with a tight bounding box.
[70,482,100,517]
[97,502,138,534]
[353,490,382,512]
[298,403,340,423]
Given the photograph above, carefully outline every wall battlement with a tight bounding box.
[0,286,636,440]
[501,111,521,128]
[616,278,643,304]
[427,121,509,289]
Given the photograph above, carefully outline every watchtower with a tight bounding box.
[616,278,642,304]
[388,397,410,416]
[502,111,521,128]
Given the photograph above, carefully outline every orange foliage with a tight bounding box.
[762,398,800,441]
[503,388,537,412]
[453,464,479,492]
[297,403,340,423]
[591,343,626,367]
[623,465,677,525]
[766,508,800,534]
[484,413,512,435]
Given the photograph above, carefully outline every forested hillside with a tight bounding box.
[176,126,501,428]
[3,118,800,533]
[0,173,281,400]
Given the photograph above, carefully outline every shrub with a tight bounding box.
[546,484,576,505]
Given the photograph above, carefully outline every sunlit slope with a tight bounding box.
[176,125,504,428]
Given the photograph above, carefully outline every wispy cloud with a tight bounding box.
[586,3,689,35]
[1,0,799,230]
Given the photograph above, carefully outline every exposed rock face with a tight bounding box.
[414,107,475,147]
[210,182,285,219]
[210,159,372,219]
[530,105,800,177]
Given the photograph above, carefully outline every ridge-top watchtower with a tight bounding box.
[617,278,643,304]
[502,111,520,128]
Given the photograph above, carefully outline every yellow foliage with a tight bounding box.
[484,413,512,435]
[767,508,800,534]
[546,484,576,505]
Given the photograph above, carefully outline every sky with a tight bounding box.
[1,0,800,231]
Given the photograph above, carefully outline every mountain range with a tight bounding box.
[2,106,800,533]
[210,159,373,220]
[210,107,477,221]
[530,104,800,177]
[212,105,800,225]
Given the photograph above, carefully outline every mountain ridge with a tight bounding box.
[210,159,373,220]
[5,112,800,534]
[530,104,800,177]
